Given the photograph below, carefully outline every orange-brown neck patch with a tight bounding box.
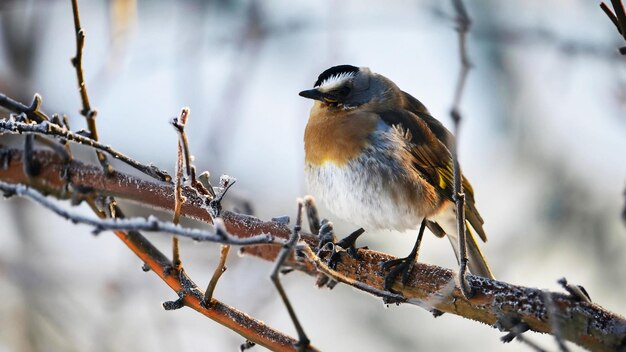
[304,104,378,166]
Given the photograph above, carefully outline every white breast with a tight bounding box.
[305,123,431,231]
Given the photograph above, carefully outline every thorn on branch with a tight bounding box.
[27,94,48,122]
[162,297,185,311]
[0,93,49,122]
[558,277,592,303]
[210,175,236,217]
[240,340,256,351]
[197,170,216,199]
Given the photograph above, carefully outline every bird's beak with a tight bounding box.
[299,88,324,101]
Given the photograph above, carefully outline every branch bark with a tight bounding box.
[0,148,313,352]
[1,146,625,352]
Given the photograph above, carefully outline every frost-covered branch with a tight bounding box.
[0,181,275,246]
[1,146,624,352]
[0,117,170,182]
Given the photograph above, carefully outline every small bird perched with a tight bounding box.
[299,65,494,290]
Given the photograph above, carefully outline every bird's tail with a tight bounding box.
[428,210,495,280]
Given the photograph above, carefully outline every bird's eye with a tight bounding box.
[323,97,338,103]
[336,86,351,96]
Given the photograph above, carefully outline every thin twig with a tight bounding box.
[450,0,472,298]
[203,245,231,305]
[171,109,190,270]
[70,0,111,173]
[611,0,626,39]
[171,236,181,270]
[171,108,215,201]
[0,119,171,182]
[600,0,626,54]
[601,2,621,32]
[270,200,311,351]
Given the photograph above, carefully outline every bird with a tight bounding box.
[299,65,494,291]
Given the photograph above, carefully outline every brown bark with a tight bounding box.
[1,147,625,352]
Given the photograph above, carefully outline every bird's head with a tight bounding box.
[299,65,396,109]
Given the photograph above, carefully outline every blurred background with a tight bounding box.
[1,0,625,351]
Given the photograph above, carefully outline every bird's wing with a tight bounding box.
[376,92,487,242]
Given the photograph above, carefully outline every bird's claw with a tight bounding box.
[381,256,415,292]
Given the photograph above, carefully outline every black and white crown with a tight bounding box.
[313,65,359,88]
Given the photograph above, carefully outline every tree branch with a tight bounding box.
[1,146,625,352]
[0,147,317,351]
[70,0,111,174]
[601,0,626,54]
[0,118,171,182]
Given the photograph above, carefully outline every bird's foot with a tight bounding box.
[381,254,416,292]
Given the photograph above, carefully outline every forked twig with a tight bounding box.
[0,93,48,122]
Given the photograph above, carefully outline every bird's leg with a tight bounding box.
[381,218,426,292]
